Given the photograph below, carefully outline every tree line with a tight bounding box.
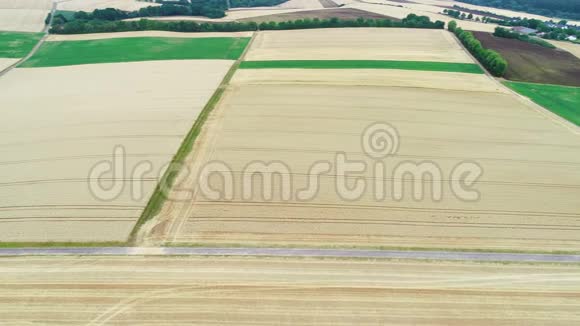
[448,20,508,77]
[49,14,444,34]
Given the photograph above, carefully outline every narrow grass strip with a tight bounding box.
[128,59,244,243]
[130,34,256,243]
[504,81,580,126]
[21,37,251,67]
[0,31,44,58]
[239,60,484,74]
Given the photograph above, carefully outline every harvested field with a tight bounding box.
[277,0,324,9]
[0,60,233,242]
[239,60,483,73]
[412,0,580,25]
[319,0,340,8]
[0,0,51,10]
[548,40,580,59]
[57,0,159,12]
[239,7,395,22]
[0,58,18,71]
[473,32,580,87]
[0,9,48,32]
[505,81,580,126]
[245,28,474,62]
[1,256,580,324]
[21,37,250,67]
[348,0,497,32]
[143,29,580,252]
[232,69,501,92]
[0,0,51,32]
[0,31,42,57]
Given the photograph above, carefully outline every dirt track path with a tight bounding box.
[2,246,580,263]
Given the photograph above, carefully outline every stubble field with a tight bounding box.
[1,256,579,325]
[146,28,580,253]
[245,28,474,62]
[0,60,233,242]
[0,0,52,32]
[57,0,160,12]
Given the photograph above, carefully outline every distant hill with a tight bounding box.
[455,0,580,21]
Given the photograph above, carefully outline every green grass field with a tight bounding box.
[21,37,251,67]
[505,81,580,126]
[239,60,484,74]
[0,32,43,58]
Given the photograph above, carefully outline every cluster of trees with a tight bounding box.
[452,5,511,20]
[484,17,580,41]
[443,9,474,20]
[49,14,445,34]
[448,21,507,77]
[54,0,292,22]
[230,0,288,7]
[493,26,555,48]
[455,0,580,21]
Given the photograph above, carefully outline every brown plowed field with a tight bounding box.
[1,256,579,325]
[473,32,580,87]
[240,8,396,22]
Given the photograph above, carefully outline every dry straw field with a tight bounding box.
[0,60,232,242]
[245,28,473,62]
[0,0,51,32]
[147,28,580,253]
[57,0,159,12]
[1,256,579,325]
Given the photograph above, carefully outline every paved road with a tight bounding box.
[1,247,579,263]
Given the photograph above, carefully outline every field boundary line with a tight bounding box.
[129,32,259,244]
[167,31,261,243]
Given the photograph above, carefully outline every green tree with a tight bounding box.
[448,20,457,32]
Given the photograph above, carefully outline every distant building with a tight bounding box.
[546,21,569,29]
[567,35,578,41]
[511,26,537,35]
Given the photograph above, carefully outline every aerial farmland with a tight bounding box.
[1,0,580,323]
[0,31,251,242]
[144,27,580,253]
